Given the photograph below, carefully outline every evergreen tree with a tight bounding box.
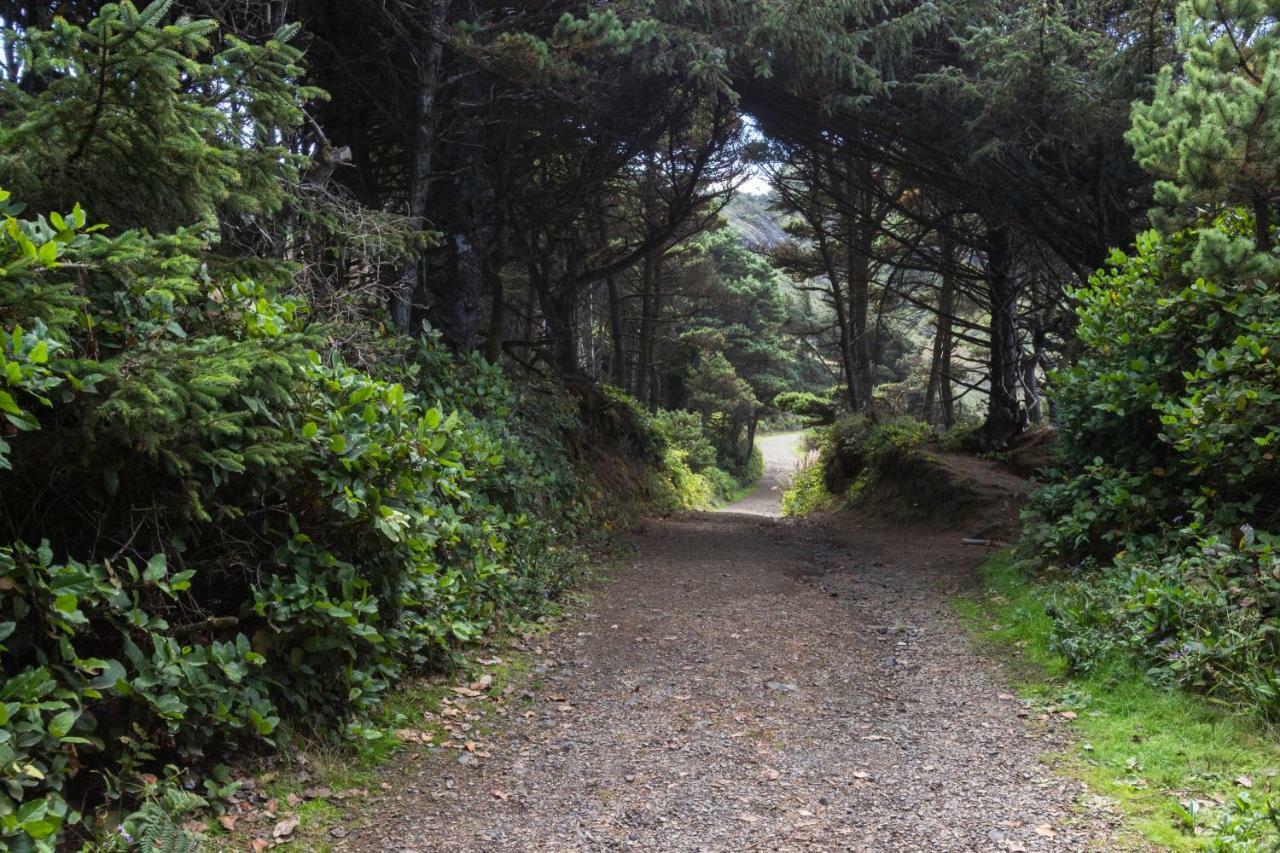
[1129,0,1280,277]
[0,1,319,234]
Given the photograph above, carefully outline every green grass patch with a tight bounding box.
[956,552,1280,851]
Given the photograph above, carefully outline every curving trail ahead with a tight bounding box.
[340,434,1130,852]
[721,432,808,518]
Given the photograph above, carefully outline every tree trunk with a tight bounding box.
[634,250,664,407]
[844,153,875,411]
[536,285,580,375]
[544,250,581,376]
[745,412,759,467]
[847,226,874,411]
[925,233,956,426]
[437,71,494,351]
[1022,314,1047,424]
[606,274,627,385]
[392,13,445,333]
[634,152,661,406]
[482,208,509,364]
[1255,197,1272,254]
[813,227,858,411]
[982,226,1027,446]
[939,257,957,428]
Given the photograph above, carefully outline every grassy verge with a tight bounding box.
[956,552,1280,851]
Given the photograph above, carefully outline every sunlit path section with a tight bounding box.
[720,431,805,518]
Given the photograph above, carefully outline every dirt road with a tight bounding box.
[341,434,1124,851]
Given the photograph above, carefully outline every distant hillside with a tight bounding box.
[723,191,791,249]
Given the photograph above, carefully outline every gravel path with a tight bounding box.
[339,435,1128,852]
[724,432,808,517]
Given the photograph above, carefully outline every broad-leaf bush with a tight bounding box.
[0,188,656,849]
[1022,216,1280,716]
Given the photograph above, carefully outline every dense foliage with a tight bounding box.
[1017,0,1280,730]
[0,5,741,849]
[1022,215,1280,715]
[0,184,658,847]
[781,414,934,517]
[5,0,1280,847]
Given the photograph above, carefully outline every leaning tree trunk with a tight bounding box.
[634,152,662,406]
[1022,313,1047,424]
[983,226,1027,447]
[539,289,580,376]
[939,263,957,428]
[813,228,858,411]
[847,232,874,411]
[482,202,510,364]
[606,274,627,385]
[601,208,627,385]
[634,251,663,408]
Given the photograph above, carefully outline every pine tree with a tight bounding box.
[0,0,319,233]
[1128,0,1280,278]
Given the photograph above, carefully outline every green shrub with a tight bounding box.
[773,390,838,426]
[0,8,667,847]
[938,420,985,453]
[1047,531,1280,714]
[782,415,933,515]
[647,406,759,508]
[657,448,717,510]
[703,465,741,503]
[652,409,719,471]
[781,462,836,516]
[0,188,626,848]
[1024,219,1280,565]
[1022,217,1280,719]
[742,444,765,487]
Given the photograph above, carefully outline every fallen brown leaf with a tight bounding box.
[272,815,300,839]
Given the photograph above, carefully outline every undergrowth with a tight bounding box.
[1020,222,1280,723]
[781,415,934,516]
[958,552,1280,851]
